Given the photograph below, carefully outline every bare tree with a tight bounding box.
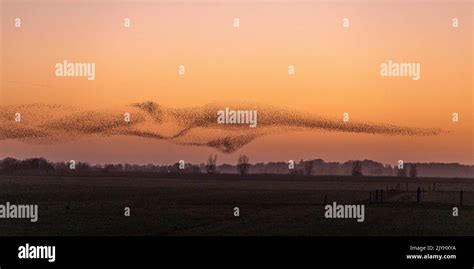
[237,155,250,176]
[304,160,313,176]
[351,161,363,176]
[397,167,407,177]
[409,164,418,178]
[206,155,217,174]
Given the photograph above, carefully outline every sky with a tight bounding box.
[1,0,472,165]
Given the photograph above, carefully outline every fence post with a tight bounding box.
[417,187,421,203]
[460,190,463,206]
[380,189,384,204]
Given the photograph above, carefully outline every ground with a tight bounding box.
[0,175,472,236]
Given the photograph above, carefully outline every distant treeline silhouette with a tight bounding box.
[0,157,472,178]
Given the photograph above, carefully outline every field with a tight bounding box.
[0,175,473,236]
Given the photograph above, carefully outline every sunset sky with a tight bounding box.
[1,0,472,165]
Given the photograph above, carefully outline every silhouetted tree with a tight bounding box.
[54,162,68,172]
[385,164,394,176]
[409,164,418,178]
[397,167,407,177]
[206,155,217,174]
[21,158,53,174]
[0,157,19,172]
[77,162,91,171]
[304,160,313,176]
[351,161,363,176]
[237,155,250,176]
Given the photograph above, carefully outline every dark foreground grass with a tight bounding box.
[0,176,472,236]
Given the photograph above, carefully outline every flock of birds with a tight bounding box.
[0,101,444,153]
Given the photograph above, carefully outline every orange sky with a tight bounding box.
[1,0,472,164]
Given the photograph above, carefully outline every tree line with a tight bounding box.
[0,156,422,178]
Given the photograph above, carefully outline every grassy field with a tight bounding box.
[0,175,472,236]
